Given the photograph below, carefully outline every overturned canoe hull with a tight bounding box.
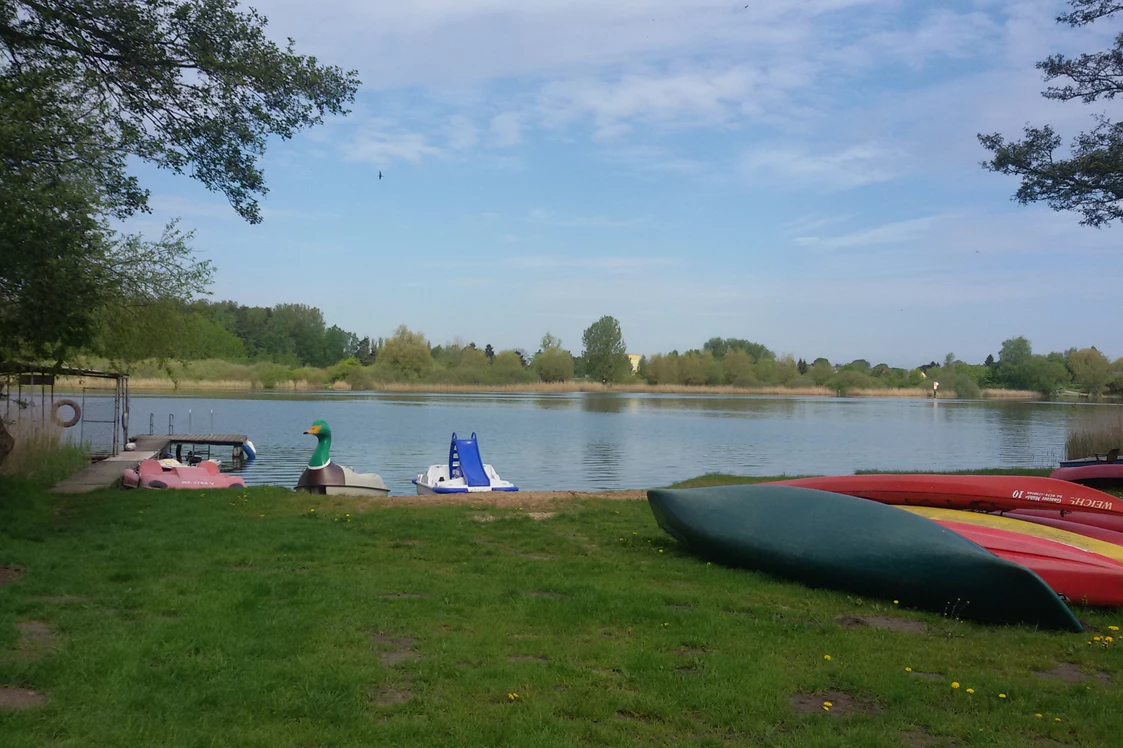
[647,484,1082,631]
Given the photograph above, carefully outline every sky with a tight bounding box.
[124,0,1123,368]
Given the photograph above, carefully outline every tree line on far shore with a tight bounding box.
[91,305,1123,399]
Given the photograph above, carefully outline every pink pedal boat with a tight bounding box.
[122,459,245,490]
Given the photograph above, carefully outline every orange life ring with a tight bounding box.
[51,399,81,428]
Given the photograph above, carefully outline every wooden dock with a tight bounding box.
[50,433,249,494]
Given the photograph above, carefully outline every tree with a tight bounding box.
[581,316,628,384]
[1068,347,1112,397]
[723,350,758,387]
[996,336,1035,389]
[534,334,574,383]
[704,337,774,362]
[484,344,495,361]
[492,350,532,384]
[380,325,432,379]
[979,1,1123,226]
[0,1,358,223]
[1,0,358,463]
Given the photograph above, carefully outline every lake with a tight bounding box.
[104,392,1105,494]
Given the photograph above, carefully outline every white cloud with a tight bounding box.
[794,215,945,250]
[346,122,443,164]
[740,142,907,190]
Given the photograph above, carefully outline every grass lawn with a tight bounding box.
[2,474,1122,746]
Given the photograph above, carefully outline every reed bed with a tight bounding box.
[0,419,88,485]
[981,388,1040,399]
[1065,405,1123,460]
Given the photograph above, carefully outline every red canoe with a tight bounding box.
[1051,462,1123,489]
[773,474,1123,516]
[1004,507,1123,535]
[122,459,245,490]
[903,507,1123,607]
[997,511,1123,546]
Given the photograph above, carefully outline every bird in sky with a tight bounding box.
[378,171,382,180]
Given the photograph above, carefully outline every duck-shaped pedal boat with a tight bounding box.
[295,419,390,496]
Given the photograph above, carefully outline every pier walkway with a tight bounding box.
[51,434,248,493]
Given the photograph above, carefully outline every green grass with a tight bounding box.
[2,479,1123,746]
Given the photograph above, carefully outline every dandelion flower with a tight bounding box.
[905,667,912,672]
[658,549,664,553]
[893,600,899,605]
[824,655,832,661]
[822,705,830,711]
[998,693,1006,699]
[823,701,832,707]
[951,682,960,689]
[1094,636,1102,641]
[1055,717,1061,722]
[1109,625,1119,632]
[1036,713,1043,718]
[966,688,974,694]
[1107,636,1114,643]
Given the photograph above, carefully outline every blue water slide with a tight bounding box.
[449,432,490,487]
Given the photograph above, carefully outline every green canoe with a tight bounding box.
[647,484,1082,632]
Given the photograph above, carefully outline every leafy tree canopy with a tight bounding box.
[979,1,1123,226]
[582,315,629,384]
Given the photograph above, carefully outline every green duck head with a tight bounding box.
[303,419,332,469]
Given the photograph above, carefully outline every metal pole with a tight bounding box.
[169,413,174,435]
[189,409,192,432]
[149,412,154,435]
[210,410,214,432]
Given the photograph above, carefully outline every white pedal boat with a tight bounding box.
[413,432,519,495]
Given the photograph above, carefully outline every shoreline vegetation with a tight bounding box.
[56,372,1046,399]
[43,325,1120,402]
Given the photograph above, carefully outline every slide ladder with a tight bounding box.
[449,432,490,487]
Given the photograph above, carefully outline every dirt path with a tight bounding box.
[314,489,649,512]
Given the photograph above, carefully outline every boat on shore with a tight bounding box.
[771,474,1123,516]
[1050,454,1123,490]
[122,458,245,490]
[901,507,1123,607]
[413,432,518,495]
[647,484,1082,631]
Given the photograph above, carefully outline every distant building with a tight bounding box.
[626,354,642,373]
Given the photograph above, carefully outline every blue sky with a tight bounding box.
[125,0,1123,367]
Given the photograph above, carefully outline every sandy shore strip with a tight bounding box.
[311,489,650,513]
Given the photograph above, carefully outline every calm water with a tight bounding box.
[99,392,1111,495]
